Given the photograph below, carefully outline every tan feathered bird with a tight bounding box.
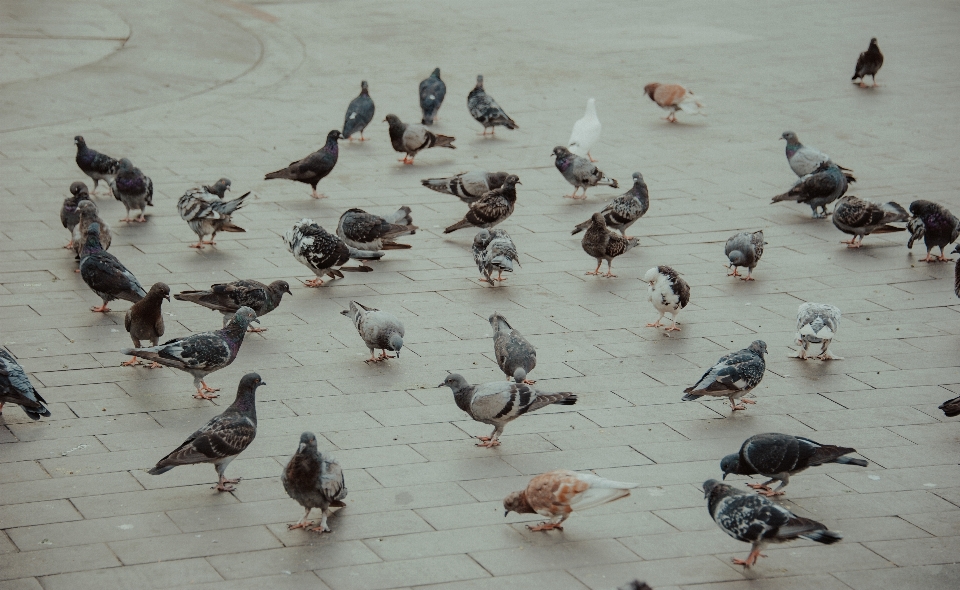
[503,470,639,531]
[643,83,704,123]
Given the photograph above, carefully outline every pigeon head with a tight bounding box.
[147,282,171,302]
[909,200,936,217]
[512,368,526,383]
[719,454,741,479]
[870,37,878,46]
[360,80,369,93]
[233,372,265,410]
[74,136,85,147]
[82,223,104,253]
[475,74,484,88]
[69,181,89,197]
[438,373,469,391]
[632,172,644,184]
[204,178,231,197]
[431,67,441,78]
[77,200,99,216]
[488,311,511,333]
[748,340,768,356]
[230,306,260,329]
[781,131,799,143]
[502,174,521,188]
[117,158,134,171]
[326,130,343,144]
[551,146,571,159]
[503,489,535,516]
[271,280,293,297]
[383,114,403,127]
[953,244,960,255]
[642,267,661,285]
[297,431,318,454]
[387,333,403,356]
[591,212,607,227]
[473,229,492,250]
[85,222,102,239]
[702,478,724,498]
[643,83,660,100]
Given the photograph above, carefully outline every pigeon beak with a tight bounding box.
[252,317,261,324]
[298,442,306,453]
[437,382,445,388]
[722,472,728,480]
[164,295,171,302]
[504,510,509,517]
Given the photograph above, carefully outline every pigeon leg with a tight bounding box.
[564,187,582,199]
[476,438,502,448]
[664,316,681,332]
[193,382,220,400]
[303,278,325,287]
[494,270,507,282]
[740,398,756,405]
[64,240,74,249]
[147,362,162,369]
[816,345,842,361]
[937,246,953,262]
[90,302,111,313]
[527,521,564,532]
[602,261,617,278]
[585,262,603,276]
[288,507,314,530]
[858,80,868,88]
[732,546,766,568]
[646,313,665,329]
[747,479,776,492]
[727,266,741,277]
[189,236,206,249]
[135,213,147,222]
[215,474,239,492]
[121,356,140,367]
[308,511,332,533]
[730,398,748,411]
[247,325,267,333]
[587,151,597,163]
[378,350,397,361]
[202,232,217,245]
[872,75,879,87]
[359,131,366,141]
[740,269,755,281]
[758,478,789,497]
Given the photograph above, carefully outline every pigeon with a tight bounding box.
[467,75,518,135]
[571,172,649,237]
[421,171,509,204]
[443,175,520,234]
[337,207,417,253]
[61,181,91,249]
[618,582,653,590]
[643,266,690,332]
[439,373,577,447]
[148,373,264,491]
[175,279,291,333]
[339,301,405,363]
[419,68,446,125]
[72,200,111,259]
[568,98,601,162]
[682,340,767,412]
[721,433,868,497]
[0,348,51,420]
[73,135,118,195]
[832,196,909,248]
[264,130,341,199]
[282,432,347,533]
[771,161,851,218]
[704,479,842,568]
[177,188,251,249]
[121,307,259,399]
[643,83,704,123]
[852,38,883,87]
[552,146,618,200]
[202,178,231,198]
[581,212,639,278]
[473,228,520,284]
[283,219,383,287]
[78,223,146,313]
[940,394,960,418]
[725,230,765,281]
[781,132,854,179]
[907,200,960,262]
[108,158,154,223]
[955,245,960,297]
[342,80,375,141]
[489,312,536,384]
[503,470,638,532]
[122,282,170,368]
[794,303,842,361]
[384,114,455,165]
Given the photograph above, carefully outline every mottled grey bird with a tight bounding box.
[421,171,509,204]
[419,68,446,125]
[832,196,908,248]
[489,312,536,384]
[0,348,50,420]
[852,38,883,87]
[572,172,648,237]
[468,75,518,135]
[340,301,404,363]
[72,200,111,259]
[771,161,851,218]
[443,175,520,234]
[343,80,375,141]
[202,178,231,198]
[552,146,618,200]
[148,373,264,491]
[384,114,455,164]
[123,282,170,368]
[74,135,118,196]
[337,207,417,253]
[283,218,383,287]
[78,223,146,313]
[794,302,842,361]
[781,132,854,179]
[175,279,291,332]
[581,212,639,278]
[907,200,960,262]
[108,158,153,222]
[265,130,341,199]
[473,228,520,284]
[177,188,251,249]
[683,340,767,412]
[725,230,765,281]
[282,432,347,533]
[61,181,90,249]
[643,266,690,332]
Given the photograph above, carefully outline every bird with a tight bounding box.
[725,230,765,281]
[283,219,383,287]
[282,432,347,533]
[581,212,639,278]
[940,394,960,418]
[643,266,690,332]
[954,245,960,297]
[781,131,854,179]
[121,307,259,399]
[568,98,601,162]
[122,282,170,368]
[0,348,51,420]
[472,228,520,284]
[73,135,118,196]
[571,172,649,237]
[177,188,251,249]
[771,161,851,218]
[72,200,111,260]
[202,178,231,198]
[832,196,909,248]
[489,312,536,384]
[175,279,291,333]
[682,340,767,412]
[439,373,577,447]
[720,433,868,497]
[643,83,704,123]
[61,181,90,249]
[384,114,455,165]
[419,68,446,125]
[342,80,374,141]
[618,582,653,590]
[551,146,618,200]
[907,200,960,262]
[336,207,417,253]
[794,303,842,361]
[264,130,341,199]
[421,171,510,204]
[148,373,264,491]
[78,223,146,313]
[108,158,153,223]
[704,479,842,568]
[339,301,405,363]
[852,38,883,87]
[443,175,520,234]
[503,470,638,532]
[467,75,518,135]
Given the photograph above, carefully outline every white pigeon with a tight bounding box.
[794,303,842,360]
[568,98,601,162]
[643,266,690,332]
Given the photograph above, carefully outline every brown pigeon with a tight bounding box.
[123,282,170,368]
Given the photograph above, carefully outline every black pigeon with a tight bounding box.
[123,282,170,368]
[148,373,264,491]
[265,130,341,199]
[74,135,118,195]
[940,393,960,418]
[907,200,960,262]
[954,245,960,297]
[618,583,653,590]
[771,161,851,218]
[489,312,536,384]
[683,340,766,412]
[443,175,520,234]
[0,348,51,420]
[419,68,446,125]
[852,38,883,87]
[468,75,518,135]
[704,479,842,568]
[343,81,375,141]
[283,218,383,287]
[572,172,649,237]
[109,158,154,222]
[581,212,639,278]
[721,433,868,496]
[337,207,417,253]
[202,178,231,198]
[61,181,90,249]
[832,196,908,248]
[177,188,251,249]
[384,114,455,165]
[78,223,146,313]
[421,171,509,204]
[175,279,291,332]
[282,432,347,533]
[72,200,111,260]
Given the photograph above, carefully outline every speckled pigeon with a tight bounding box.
[852,38,883,87]
[907,200,960,262]
[725,230,765,281]
[781,132,854,180]
[61,181,90,249]
[123,282,170,368]
[202,178,231,198]
[552,146,618,200]
[572,172,648,237]
[468,75,518,135]
[108,158,153,222]
[72,200,111,259]
[0,348,51,420]
[581,212,639,278]
[73,135,118,195]
[282,432,347,533]
[683,340,767,412]
[419,68,446,125]
[489,312,536,384]
[421,171,509,204]
[337,207,417,253]
[643,266,690,332]
[384,114,455,164]
[473,228,519,284]
[771,161,851,218]
[340,301,404,363]
[265,130,341,199]
[283,218,383,287]
[177,188,250,249]
[443,175,520,233]
[794,303,842,360]
[342,80,374,141]
[175,279,291,332]
[78,223,146,313]
[832,196,908,247]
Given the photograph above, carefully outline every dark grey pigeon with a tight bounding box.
[468,75,518,135]
[202,178,231,198]
[177,187,251,249]
[148,373,264,491]
[771,161,851,218]
[473,229,519,284]
[283,218,383,287]
[581,212,639,278]
[419,68,446,125]
[79,223,146,313]
[385,114,455,165]
[489,312,536,384]
[683,340,767,412]
[572,172,648,237]
[343,80,375,141]
[121,307,259,399]
[954,245,960,297]
[704,479,842,568]
[725,230,765,281]
[940,393,960,417]
[907,200,960,262]
[61,181,90,249]
[552,146,618,200]
[175,279,291,332]
[337,207,417,253]
[0,348,51,420]
[721,433,868,496]
[421,170,509,204]
[618,583,653,590]
[340,301,404,363]
[109,158,153,222]
[123,282,170,368]
[282,432,347,533]
[265,130,341,199]
[832,196,908,248]
[72,200,111,259]
[444,175,520,234]
[74,135,118,196]
[852,38,883,87]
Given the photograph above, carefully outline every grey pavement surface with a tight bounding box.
[1,0,959,588]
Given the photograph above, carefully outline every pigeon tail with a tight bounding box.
[443,219,474,234]
[381,242,413,250]
[681,391,702,401]
[218,191,251,215]
[771,191,799,203]
[383,206,414,226]
[432,134,456,149]
[801,529,843,545]
[940,395,960,417]
[571,219,591,235]
[347,248,384,261]
[490,254,513,272]
[834,456,869,467]
[218,222,246,233]
[147,465,176,475]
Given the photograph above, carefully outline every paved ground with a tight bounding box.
[1,0,959,588]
